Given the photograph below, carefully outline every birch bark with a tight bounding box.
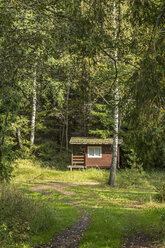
[109,0,119,186]
[17,127,23,150]
[65,83,70,153]
[30,65,37,151]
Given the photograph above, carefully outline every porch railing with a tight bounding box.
[72,155,85,166]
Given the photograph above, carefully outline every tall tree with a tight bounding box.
[109,0,119,186]
[30,64,37,151]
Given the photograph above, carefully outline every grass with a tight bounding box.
[0,183,80,248]
[0,185,56,247]
[12,159,108,184]
[77,187,165,247]
[1,158,165,248]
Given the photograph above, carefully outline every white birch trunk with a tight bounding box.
[60,123,65,152]
[109,77,119,186]
[17,127,23,150]
[65,83,70,153]
[30,65,37,150]
[109,0,119,186]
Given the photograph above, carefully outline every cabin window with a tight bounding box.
[88,146,102,158]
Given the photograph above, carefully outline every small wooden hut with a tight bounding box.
[68,137,122,171]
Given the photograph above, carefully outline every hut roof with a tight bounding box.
[70,137,122,145]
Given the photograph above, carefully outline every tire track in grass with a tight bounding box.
[122,232,161,248]
[30,182,162,248]
[30,183,91,248]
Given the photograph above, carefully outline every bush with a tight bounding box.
[155,183,165,202]
[34,140,70,170]
[0,185,56,247]
[37,152,70,170]
[116,164,149,188]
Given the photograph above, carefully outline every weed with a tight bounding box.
[155,182,165,202]
[116,165,149,189]
[0,185,56,247]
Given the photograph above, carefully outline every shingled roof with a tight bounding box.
[70,137,122,145]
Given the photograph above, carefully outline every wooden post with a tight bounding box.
[85,145,87,168]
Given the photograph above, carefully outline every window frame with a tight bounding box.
[87,146,102,158]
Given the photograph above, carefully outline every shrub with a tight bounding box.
[155,183,165,202]
[116,164,149,188]
[0,185,56,247]
[39,152,70,170]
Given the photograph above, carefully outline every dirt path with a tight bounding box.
[122,232,161,248]
[30,182,91,248]
[30,183,75,196]
[35,206,90,248]
[30,182,163,248]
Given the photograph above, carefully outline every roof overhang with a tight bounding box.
[70,137,123,145]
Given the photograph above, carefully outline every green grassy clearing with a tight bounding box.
[0,185,80,248]
[0,159,165,248]
[70,185,165,248]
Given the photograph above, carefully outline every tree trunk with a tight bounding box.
[65,83,70,153]
[30,65,37,151]
[109,0,119,186]
[60,122,65,152]
[17,127,23,150]
[109,78,119,186]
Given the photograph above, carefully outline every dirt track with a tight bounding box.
[31,182,91,248]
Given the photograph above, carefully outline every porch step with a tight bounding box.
[72,161,84,164]
[67,165,85,171]
[72,155,84,158]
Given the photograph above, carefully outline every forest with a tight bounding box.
[0,0,165,247]
[0,0,164,179]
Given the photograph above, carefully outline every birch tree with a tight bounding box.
[109,1,119,186]
[30,64,37,151]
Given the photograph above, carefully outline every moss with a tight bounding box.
[70,137,122,145]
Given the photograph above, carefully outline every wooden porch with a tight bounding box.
[67,154,85,171]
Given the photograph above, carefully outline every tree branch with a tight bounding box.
[94,87,110,105]
[152,4,165,59]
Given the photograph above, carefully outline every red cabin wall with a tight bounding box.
[85,145,120,168]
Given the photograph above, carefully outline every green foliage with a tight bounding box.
[121,113,165,170]
[0,185,57,247]
[160,208,165,222]
[123,148,141,168]
[40,152,70,170]
[34,139,70,169]
[0,0,165,179]
[116,165,149,188]
[155,182,165,202]
[0,144,15,183]
[89,103,113,138]
[35,141,59,161]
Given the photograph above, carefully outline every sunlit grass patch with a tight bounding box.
[0,185,56,247]
[65,183,165,248]
[0,184,79,248]
[12,159,109,185]
[79,206,137,248]
[9,159,165,248]
[77,192,165,248]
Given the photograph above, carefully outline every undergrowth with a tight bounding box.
[0,185,56,248]
[116,166,150,189]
